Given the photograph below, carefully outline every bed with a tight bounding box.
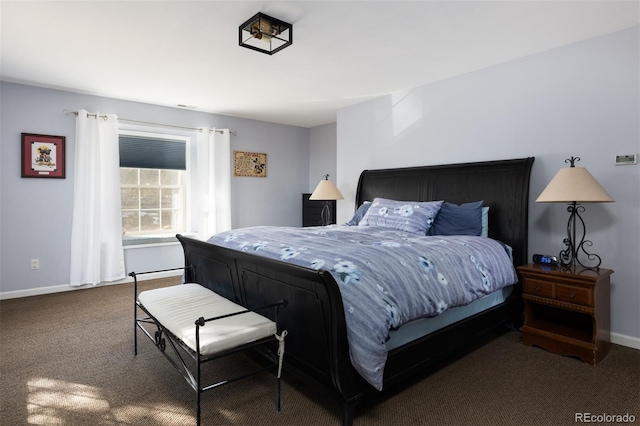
[177,157,534,425]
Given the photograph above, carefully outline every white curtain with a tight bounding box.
[69,110,125,286]
[197,128,231,239]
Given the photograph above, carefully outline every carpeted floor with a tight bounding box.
[1,277,638,425]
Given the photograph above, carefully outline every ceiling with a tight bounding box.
[1,1,638,128]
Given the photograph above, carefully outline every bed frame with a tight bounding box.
[177,157,534,425]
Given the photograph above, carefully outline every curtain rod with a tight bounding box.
[63,109,236,135]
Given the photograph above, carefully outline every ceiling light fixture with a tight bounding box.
[239,12,292,55]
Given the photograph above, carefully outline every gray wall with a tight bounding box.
[309,122,337,191]
[0,82,309,297]
[336,27,640,346]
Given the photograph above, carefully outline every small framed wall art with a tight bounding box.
[233,150,267,177]
[21,133,66,178]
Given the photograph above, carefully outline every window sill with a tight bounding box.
[122,233,197,249]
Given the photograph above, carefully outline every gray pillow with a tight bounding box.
[346,201,371,226]
[359,198,443,235]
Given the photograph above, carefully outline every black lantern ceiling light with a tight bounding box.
[239,13,293,55]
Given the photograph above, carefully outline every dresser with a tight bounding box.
[302,193,336,227]
[517,263,612,365]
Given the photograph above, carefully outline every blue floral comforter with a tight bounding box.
[207,225,517,390]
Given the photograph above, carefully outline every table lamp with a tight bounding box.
[536,157,614,270]
[309,174,344,226]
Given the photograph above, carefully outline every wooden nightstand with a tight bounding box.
[517,263,613,365]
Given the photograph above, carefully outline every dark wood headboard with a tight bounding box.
[355,157,535,267]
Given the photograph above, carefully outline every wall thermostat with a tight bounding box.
[615,154,637,165]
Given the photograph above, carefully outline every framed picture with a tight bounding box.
[21,133,66,178]
[233,151,267,177]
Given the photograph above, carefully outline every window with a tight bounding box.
[119,131,188,244]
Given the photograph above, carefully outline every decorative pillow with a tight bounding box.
[359,198,443,235]
[428,201,484,236]
[346,201,371,226]
[481,206,490,237]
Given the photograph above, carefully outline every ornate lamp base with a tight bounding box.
[559,202,602,271]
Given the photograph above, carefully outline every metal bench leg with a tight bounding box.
[275,329,288,412]
[132,272,138,356]
[196,325,202,426]
[276,376,281,412]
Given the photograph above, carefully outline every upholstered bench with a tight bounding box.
[131,270,287,426]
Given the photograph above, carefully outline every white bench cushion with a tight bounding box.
[138,283,276,356]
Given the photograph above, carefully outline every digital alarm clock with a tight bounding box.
[532,254,558,265]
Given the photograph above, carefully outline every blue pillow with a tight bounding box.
[359,198,443,235]
[428,201,484,236]
[481,206,490,237]
[346,201,371,226]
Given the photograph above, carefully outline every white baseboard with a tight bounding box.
[611,332,640,350]
[0,269,183,300]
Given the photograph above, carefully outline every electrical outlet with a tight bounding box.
[31,259,39,270]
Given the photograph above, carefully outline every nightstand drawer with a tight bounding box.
[523,279,554,298]
[556,284,593,306]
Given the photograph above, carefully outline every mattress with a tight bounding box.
[386,285,514,350]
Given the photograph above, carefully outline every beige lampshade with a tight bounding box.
[309,179,344,201]
[536,167,614,203]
